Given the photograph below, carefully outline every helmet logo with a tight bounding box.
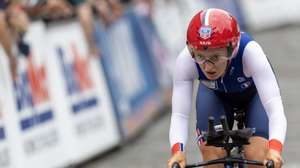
[198,26,212,39]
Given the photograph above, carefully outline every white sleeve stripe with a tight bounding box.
[264,99,287,144]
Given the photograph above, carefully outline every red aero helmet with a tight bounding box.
[187,8,240,58]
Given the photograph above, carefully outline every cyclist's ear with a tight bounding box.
[187,44,195,58]
[227,42,233,58]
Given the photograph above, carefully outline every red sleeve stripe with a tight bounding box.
[268,139,283,153]
[171,143,184,155]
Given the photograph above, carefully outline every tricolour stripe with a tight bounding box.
[171,142,184,154]
[204,9,211,26]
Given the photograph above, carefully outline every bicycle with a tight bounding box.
[172,109,275,168]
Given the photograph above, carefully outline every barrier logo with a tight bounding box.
[57,43,98,114]
[14,55,53,131]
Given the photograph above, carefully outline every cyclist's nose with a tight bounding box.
[203,61,215,71]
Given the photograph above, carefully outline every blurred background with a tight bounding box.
[0,0,299,168]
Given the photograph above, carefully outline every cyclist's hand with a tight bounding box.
[167,151,186,168]
[265,149,283,168]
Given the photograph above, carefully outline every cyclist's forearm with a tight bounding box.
[264,98,287,153]
[169,47,198,153]
[169,80,193,152]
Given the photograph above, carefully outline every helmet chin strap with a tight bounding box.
[222,42,235,76]
[221,60,231,78]
[187,44,195,57]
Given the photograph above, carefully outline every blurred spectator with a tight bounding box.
[6,1,31,57]
[6,2,30,35]
[20,0,73,20]
[1,0,100,81]
[70,0,99,56]
[89,0,112,26]
[108,0,123,20]
[89,0,123,27]
[132,0,153,18]
[0,0,18,80]
[40,0,73,19]
[120,0,131,4]
[24,0,99,56]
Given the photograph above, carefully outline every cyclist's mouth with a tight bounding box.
[206,71,216,76]
[205,71,218,79]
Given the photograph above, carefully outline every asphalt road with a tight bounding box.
[81,26,300,168]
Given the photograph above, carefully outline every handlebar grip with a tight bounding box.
[208,116,216,136]
[220,115,229,132]
[172,162,181,168]
[266,160,274,168]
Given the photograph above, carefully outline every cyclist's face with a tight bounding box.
[193,48,228,80]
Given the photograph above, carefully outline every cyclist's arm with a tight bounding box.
[170,46,198,154]
[243,41,287,153]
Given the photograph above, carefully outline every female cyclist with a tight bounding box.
[167,8,286,168]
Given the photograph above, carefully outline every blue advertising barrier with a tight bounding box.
[94,9,164,139]
[93,21,123,137]
[122,10,160,108]
[128,8,172,88]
